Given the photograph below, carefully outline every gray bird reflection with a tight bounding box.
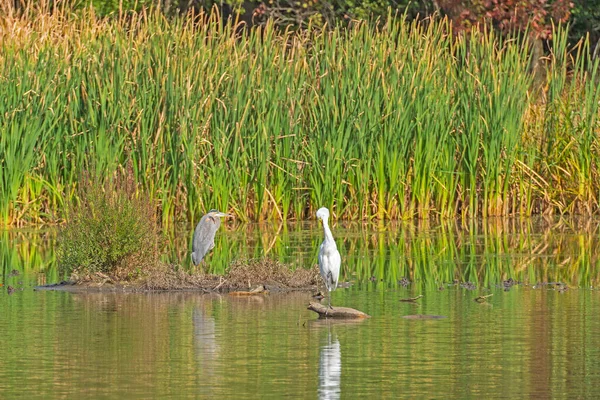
[193,307,219,365]
[318,330,341,400]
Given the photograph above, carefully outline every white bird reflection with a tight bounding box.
[318,330,341,400]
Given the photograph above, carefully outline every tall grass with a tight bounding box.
[540,27,600,214]
[0,7,599,226]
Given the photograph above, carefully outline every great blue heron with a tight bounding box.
[191,209,232,265]
[316,207,341,309]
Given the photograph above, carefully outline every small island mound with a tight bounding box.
[143,258,320,292]
[40,258,320,293]
[47,174,319,293]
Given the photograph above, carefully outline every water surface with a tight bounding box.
[2,218,600,398]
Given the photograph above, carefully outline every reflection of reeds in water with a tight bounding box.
[3,217,600,287]
[0,230,57,286]
[2,283,597,397]
[341,217,600,288]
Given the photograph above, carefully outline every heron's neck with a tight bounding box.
[321,218,336,246]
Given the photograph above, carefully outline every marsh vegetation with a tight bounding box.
[4,216,600,291]
[1,7,599,226]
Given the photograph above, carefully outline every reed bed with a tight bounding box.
[0,8,599,226]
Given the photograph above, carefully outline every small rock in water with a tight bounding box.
[556,282,568,293]
[460,281,477,290]
[398,277,410,287]
[6,285,15,294]
[503,278,517,290]
[369,276,377,282]
[9,269,20,277]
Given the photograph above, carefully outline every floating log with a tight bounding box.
[402,314,446,320]
[307,302,370,319]
[399,295,423,303]
[474,294,493,303]
[229,285,269,296]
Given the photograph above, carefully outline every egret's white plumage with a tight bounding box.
[316,207,341,309]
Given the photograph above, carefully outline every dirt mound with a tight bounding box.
[223,259,319,290]
[70,259,319,292]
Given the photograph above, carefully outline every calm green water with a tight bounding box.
[2,218,600,398]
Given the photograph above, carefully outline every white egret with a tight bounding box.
[316,207,341,309]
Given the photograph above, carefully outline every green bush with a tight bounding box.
[58,173,160,280]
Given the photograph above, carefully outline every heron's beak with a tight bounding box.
[216,212,233,218]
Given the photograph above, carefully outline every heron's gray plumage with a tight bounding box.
[191,209,232,265]
[316,207,341,308]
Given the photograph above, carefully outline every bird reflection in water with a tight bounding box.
[193,307,219,365]
[318,330,341,400]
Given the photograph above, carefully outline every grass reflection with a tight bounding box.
[1,287,599,398]
[0,229,57,288]
[2,217,600,288]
